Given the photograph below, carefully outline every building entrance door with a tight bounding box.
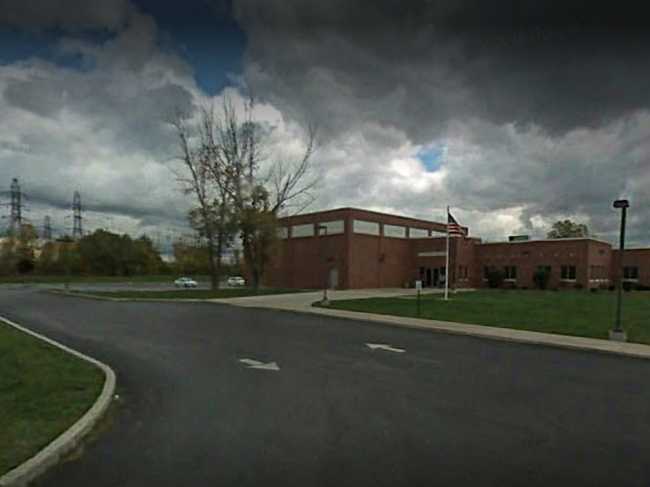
[425,268,432,287]
[328,267,338,289]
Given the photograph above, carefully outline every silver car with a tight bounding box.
[174,277,198,288]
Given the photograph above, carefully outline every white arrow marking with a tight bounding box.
[366,343,405,353]
[239,358,280,371]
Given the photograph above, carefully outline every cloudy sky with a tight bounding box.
[1,0,649,248]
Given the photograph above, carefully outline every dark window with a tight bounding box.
[504,266,517,279]
[561,265,576,280]
[624,266,639,279]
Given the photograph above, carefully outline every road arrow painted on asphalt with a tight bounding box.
[239,358,280,371]
[366,343,405,353]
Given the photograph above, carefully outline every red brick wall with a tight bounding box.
[475,239,598,289]
[262,208,637,291]
[611,248,650,287]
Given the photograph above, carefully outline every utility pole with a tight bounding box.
[72,191,83,240]
[43,215,52,240]
[9,178,22,235]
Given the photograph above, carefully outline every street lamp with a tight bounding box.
[316,224,330,305]
[610,199,629,342]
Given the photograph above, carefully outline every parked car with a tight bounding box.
[174,277,198,288]
[227,276,246,287]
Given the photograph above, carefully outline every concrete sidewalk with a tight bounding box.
[212,289,650,360]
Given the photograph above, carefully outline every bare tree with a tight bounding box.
[170,110,235,290]
[212,96,318,289]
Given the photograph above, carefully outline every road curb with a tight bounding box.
[0,317,116,487]
[214,300,650,361]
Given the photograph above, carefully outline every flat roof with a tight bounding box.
[478,237,613,246]
[279,207,447,227]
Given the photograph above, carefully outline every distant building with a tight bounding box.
[262,207,650,290]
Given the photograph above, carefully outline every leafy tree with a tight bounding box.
[547,219,589,239]
[172,240,211,275]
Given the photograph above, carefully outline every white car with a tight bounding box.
[174,277,198,288]
[227,276,246,287]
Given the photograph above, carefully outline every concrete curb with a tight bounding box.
[213,300,650,361]
[0,316,116,487]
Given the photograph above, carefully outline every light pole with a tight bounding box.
[316,224,330,305]
[610,199,629,342]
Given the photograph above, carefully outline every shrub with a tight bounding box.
[590,287,598,293]
[574,282,583,290]
[533,268,551,290]
[608,285,616,291]
[16,258,35,274]
[623,281,635,292]
[486,268,505,288]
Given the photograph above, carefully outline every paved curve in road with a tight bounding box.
[2,288,650,486]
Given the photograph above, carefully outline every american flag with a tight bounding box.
[447,211,466,237]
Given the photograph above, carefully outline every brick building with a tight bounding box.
[263,207,650,290]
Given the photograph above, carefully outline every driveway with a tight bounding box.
[2,288,650,486]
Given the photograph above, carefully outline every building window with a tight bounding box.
[409,227,429,238]
[316,220,344,235]
[624,266,639,280]
[504,266,517,280]
[291,223,314,238]
[353,219,380,236]
[561,265,576,280]
[383,224,407,238]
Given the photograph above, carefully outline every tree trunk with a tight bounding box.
[204,228,219,291]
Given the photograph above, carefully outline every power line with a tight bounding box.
[43,215,52,240]
[72,190,83,240]
[10,178,22,234]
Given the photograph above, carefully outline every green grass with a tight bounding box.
[72,287,310,300]
[0,275,209,284]
[319,290,650,345]
[0,322,104,475]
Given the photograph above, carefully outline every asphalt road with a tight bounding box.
[2,288,650,486]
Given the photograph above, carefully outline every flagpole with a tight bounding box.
[444,205,450,301]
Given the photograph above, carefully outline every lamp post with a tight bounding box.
[316,224,330,305]
[610,199,629,342]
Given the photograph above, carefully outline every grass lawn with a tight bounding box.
[0,321,104,476]
[0,275,209,284]
[320,290,650,345]
[72,287,310,300]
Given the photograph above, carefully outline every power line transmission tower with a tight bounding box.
[10,178,22,234]
[43,215,53,240]
[72,191,83,240]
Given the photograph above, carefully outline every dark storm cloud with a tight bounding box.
[234,0,650,140]
[0,0,131,31]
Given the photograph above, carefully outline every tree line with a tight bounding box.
[0,225,236,277]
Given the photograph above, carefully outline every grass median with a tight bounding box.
[69,287,309,300]
[0,321,104,476]
[318,290,650,345]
